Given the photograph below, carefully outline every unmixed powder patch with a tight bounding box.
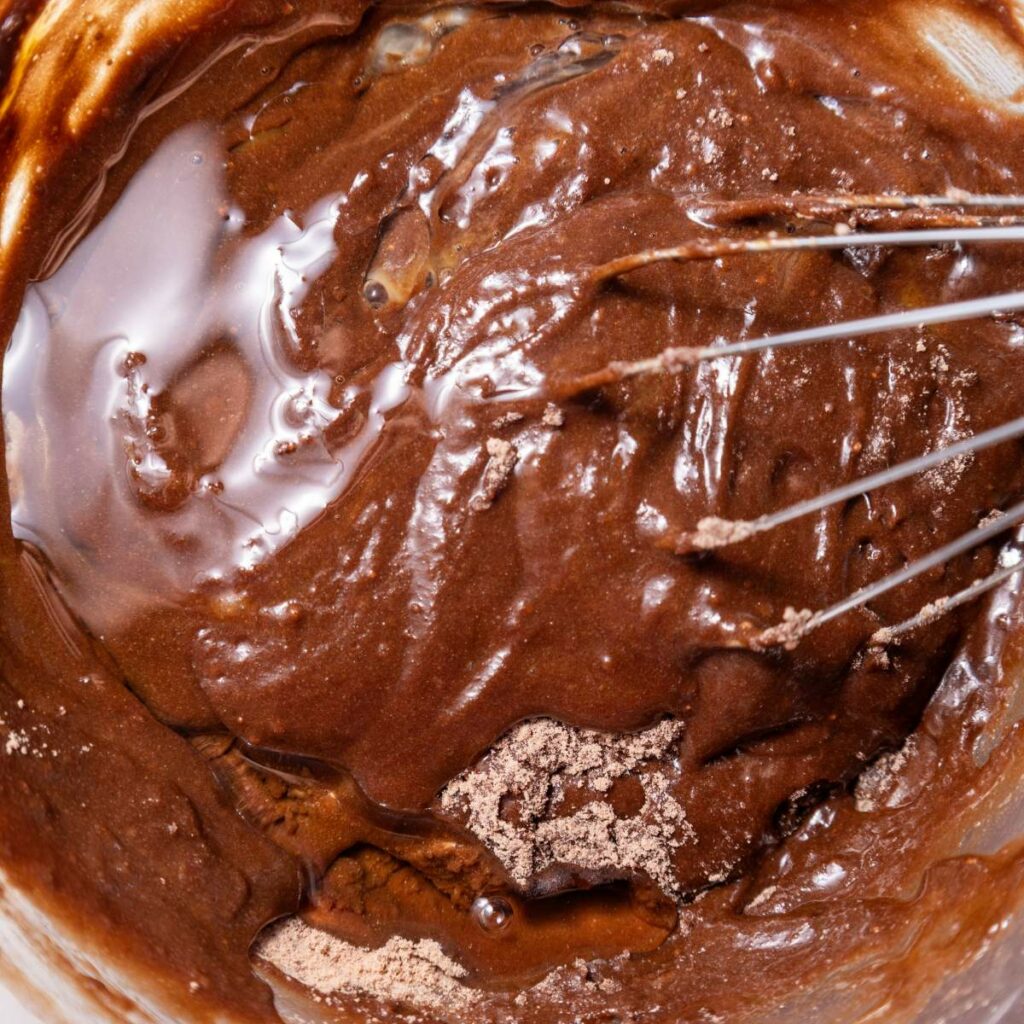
[751,606,813,652]
[541,402,565,428]
[256,918,478,1012]
[470,437,518,511]
[5,729,29,755]
[743,884,779,913]
[438,718,693,897]
[515,954,628,1008]
[855,736,918,812]
[684,515,756,551]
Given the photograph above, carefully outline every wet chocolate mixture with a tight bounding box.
[4,1,1024,1021]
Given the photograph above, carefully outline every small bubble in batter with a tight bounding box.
[363,280,389,308]
[471,895,513,934]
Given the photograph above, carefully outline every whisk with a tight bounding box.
[553,192,1024,653]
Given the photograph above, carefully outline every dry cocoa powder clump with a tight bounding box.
[438,718,694,896]
[256,918,479,1012]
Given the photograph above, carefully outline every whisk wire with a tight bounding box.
[751,501,1024,650]
[555,287,1024,400]
[591,224,1024,284]
[870,548,1024,646]
[563,196,1024,650]
[675,414,1024,554]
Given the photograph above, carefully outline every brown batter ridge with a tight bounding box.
[3,1,1024,1022]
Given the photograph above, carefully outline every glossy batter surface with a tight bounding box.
[3,1,1024,1022]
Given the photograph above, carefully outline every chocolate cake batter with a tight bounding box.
[3,1,1024,1021]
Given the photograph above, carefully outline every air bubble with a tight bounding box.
[364,280,389,308]
[471,895,513,934]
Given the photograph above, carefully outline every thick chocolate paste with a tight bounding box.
[4,1,1024,1021]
